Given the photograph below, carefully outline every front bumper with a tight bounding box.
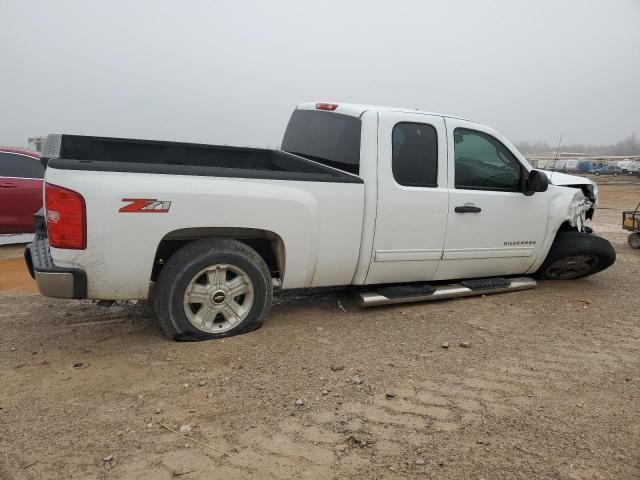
[24,212,87,299]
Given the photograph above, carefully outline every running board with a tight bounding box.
[357,277,537,307]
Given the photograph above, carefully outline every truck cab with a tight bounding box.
[284,103,593,286]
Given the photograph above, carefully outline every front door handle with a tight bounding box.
[455,204,481,213]
[0,182,18,189]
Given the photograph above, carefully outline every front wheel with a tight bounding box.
[628,232,640,249]
[153,238,273,341]
[535,232,616,280]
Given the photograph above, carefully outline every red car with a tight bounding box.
[0,147,43,234]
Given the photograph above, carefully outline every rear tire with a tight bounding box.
[153,238,272,341]
[535,231,616,280]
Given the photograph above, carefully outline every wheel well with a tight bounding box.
[151,228,285,282]
[556,221,594,240]
[557,221,579,233]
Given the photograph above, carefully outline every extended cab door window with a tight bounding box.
[454,128,522,191]
[392,123,438,187]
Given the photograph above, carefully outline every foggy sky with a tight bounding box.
[1,0,639,149]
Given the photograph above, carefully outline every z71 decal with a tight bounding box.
[119,198,172,213]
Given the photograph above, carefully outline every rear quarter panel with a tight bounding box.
[45,167,364,299]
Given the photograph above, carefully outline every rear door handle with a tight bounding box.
[0,182,18,188]
[455,204,481,213]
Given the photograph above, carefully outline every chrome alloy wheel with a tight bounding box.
[183,263,254,333]
[544,254,599,279]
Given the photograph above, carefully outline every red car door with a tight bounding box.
[0,152,44,234]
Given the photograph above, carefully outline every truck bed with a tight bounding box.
[41,134,362,183]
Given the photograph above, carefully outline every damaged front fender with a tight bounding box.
[565,189,593,231]
[544,171,598,229]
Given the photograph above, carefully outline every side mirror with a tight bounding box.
[525,169,549,195]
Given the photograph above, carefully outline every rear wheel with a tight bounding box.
[628,232,640,249]
[153,238,272,341]
[535,231,616,280]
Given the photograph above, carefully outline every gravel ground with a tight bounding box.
[0,182,638,480]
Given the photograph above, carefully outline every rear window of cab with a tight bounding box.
[281,110,361,175]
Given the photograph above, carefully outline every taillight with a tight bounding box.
[316,103,338,111]
[45,183,86,250]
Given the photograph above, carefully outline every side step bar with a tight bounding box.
[357,277,537,307]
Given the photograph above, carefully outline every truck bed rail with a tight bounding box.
[41,134,363,184]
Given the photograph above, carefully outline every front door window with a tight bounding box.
[454,128,522,191]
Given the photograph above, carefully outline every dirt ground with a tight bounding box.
[0,182,638,480]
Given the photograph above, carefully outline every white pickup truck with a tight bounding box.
[26,102,615,340]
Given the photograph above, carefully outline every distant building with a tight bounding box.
[531,158,579,171]
[28,136,46,152]
[576,159,605,173]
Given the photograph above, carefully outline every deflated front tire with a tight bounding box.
[535,231,616,280]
